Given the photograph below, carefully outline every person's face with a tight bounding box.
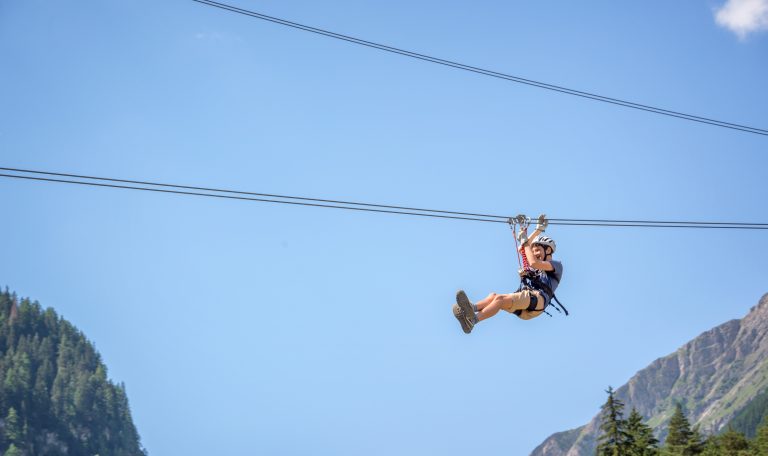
[532,244,546,260]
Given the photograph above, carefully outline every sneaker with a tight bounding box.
[455,290,476,333]
[453,303,473,334]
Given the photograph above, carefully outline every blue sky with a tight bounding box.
[1,0,767,454]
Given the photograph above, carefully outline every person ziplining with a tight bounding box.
[453,214,566,334]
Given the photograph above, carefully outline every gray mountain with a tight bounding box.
[531,293,768,456]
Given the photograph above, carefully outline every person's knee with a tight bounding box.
[487,292,497,300]
[492,295,508,310]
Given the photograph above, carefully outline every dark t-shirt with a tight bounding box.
[531,260,563,304]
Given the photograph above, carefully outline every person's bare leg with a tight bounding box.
[477,292,531,321]
[475,293,498,311]
[477,294,508,321]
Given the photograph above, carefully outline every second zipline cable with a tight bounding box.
[2,167,768,230]
[190,0,768,137]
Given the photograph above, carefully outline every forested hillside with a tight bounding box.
[0,289,145,456]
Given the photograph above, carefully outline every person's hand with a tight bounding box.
[536,214,548,232]
[517,227,529,245]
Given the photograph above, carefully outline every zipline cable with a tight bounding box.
[548,218,768,226]
[5,166,768,227]
[191,0,768,137]
[0,173,504,224]
[2,167,768,230]
[0,166,507,220]
[545,221,768,229]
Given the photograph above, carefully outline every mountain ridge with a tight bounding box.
[531,293,768,456]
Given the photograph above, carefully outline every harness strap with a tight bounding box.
[519,272,569,316]
[509,218,522,270]
[512,292,554,317]
[551,295,569,316]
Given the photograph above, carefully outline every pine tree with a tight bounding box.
[700,434,718,456]
[626,407,659,456]
[718,427,749,455]
[663,402,694,455]
[4,407,22,444]
[597,386,630,456]
[3,444,22,456]
[687,425,705,455]
[754,414,768,456]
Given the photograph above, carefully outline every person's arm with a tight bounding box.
[517,222,553,272]
[522,242,554,271]
[528,227,543,242]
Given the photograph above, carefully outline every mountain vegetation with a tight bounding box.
[0,289,146,455]
[532,293,768,456]
[596,388,768,455]
[729,388,768,439]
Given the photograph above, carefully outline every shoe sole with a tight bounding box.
[453,304,472,334]
[455,290,475,333]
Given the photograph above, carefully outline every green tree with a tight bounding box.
[663,403,696,455]
[626,407,659,456]
[3,444,22,456]
[597,386,630,456]
[700,434,717,456]
[701,427,750,456]
[4,407,22,444]
[719,427,749,456]
[4,351,31,405]
[754,414,768,456]
[687,425,705,455]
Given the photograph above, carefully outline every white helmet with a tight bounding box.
[533,236,556,254]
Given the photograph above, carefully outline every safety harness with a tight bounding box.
[518,268,568,316]
[509,216,569,317]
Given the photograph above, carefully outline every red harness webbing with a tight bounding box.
[510,218,530,270]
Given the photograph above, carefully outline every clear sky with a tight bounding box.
[1,0,767,454]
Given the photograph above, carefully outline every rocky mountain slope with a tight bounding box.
[531,293,768,456]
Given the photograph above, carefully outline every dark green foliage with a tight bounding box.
[661,402,703,455]
[701,428,750,456]
[753,415,768,455]
[0,289,146,455]
[3,408,21,444]
[667,403,694,449]
[728,388,768,439]
[701,435,719,456]
[718,427,749,455]
[624,400,768,456]
[3,444,22,456]
[688,426,705,455]
[626,407,659,456]
[597,387,631,456]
